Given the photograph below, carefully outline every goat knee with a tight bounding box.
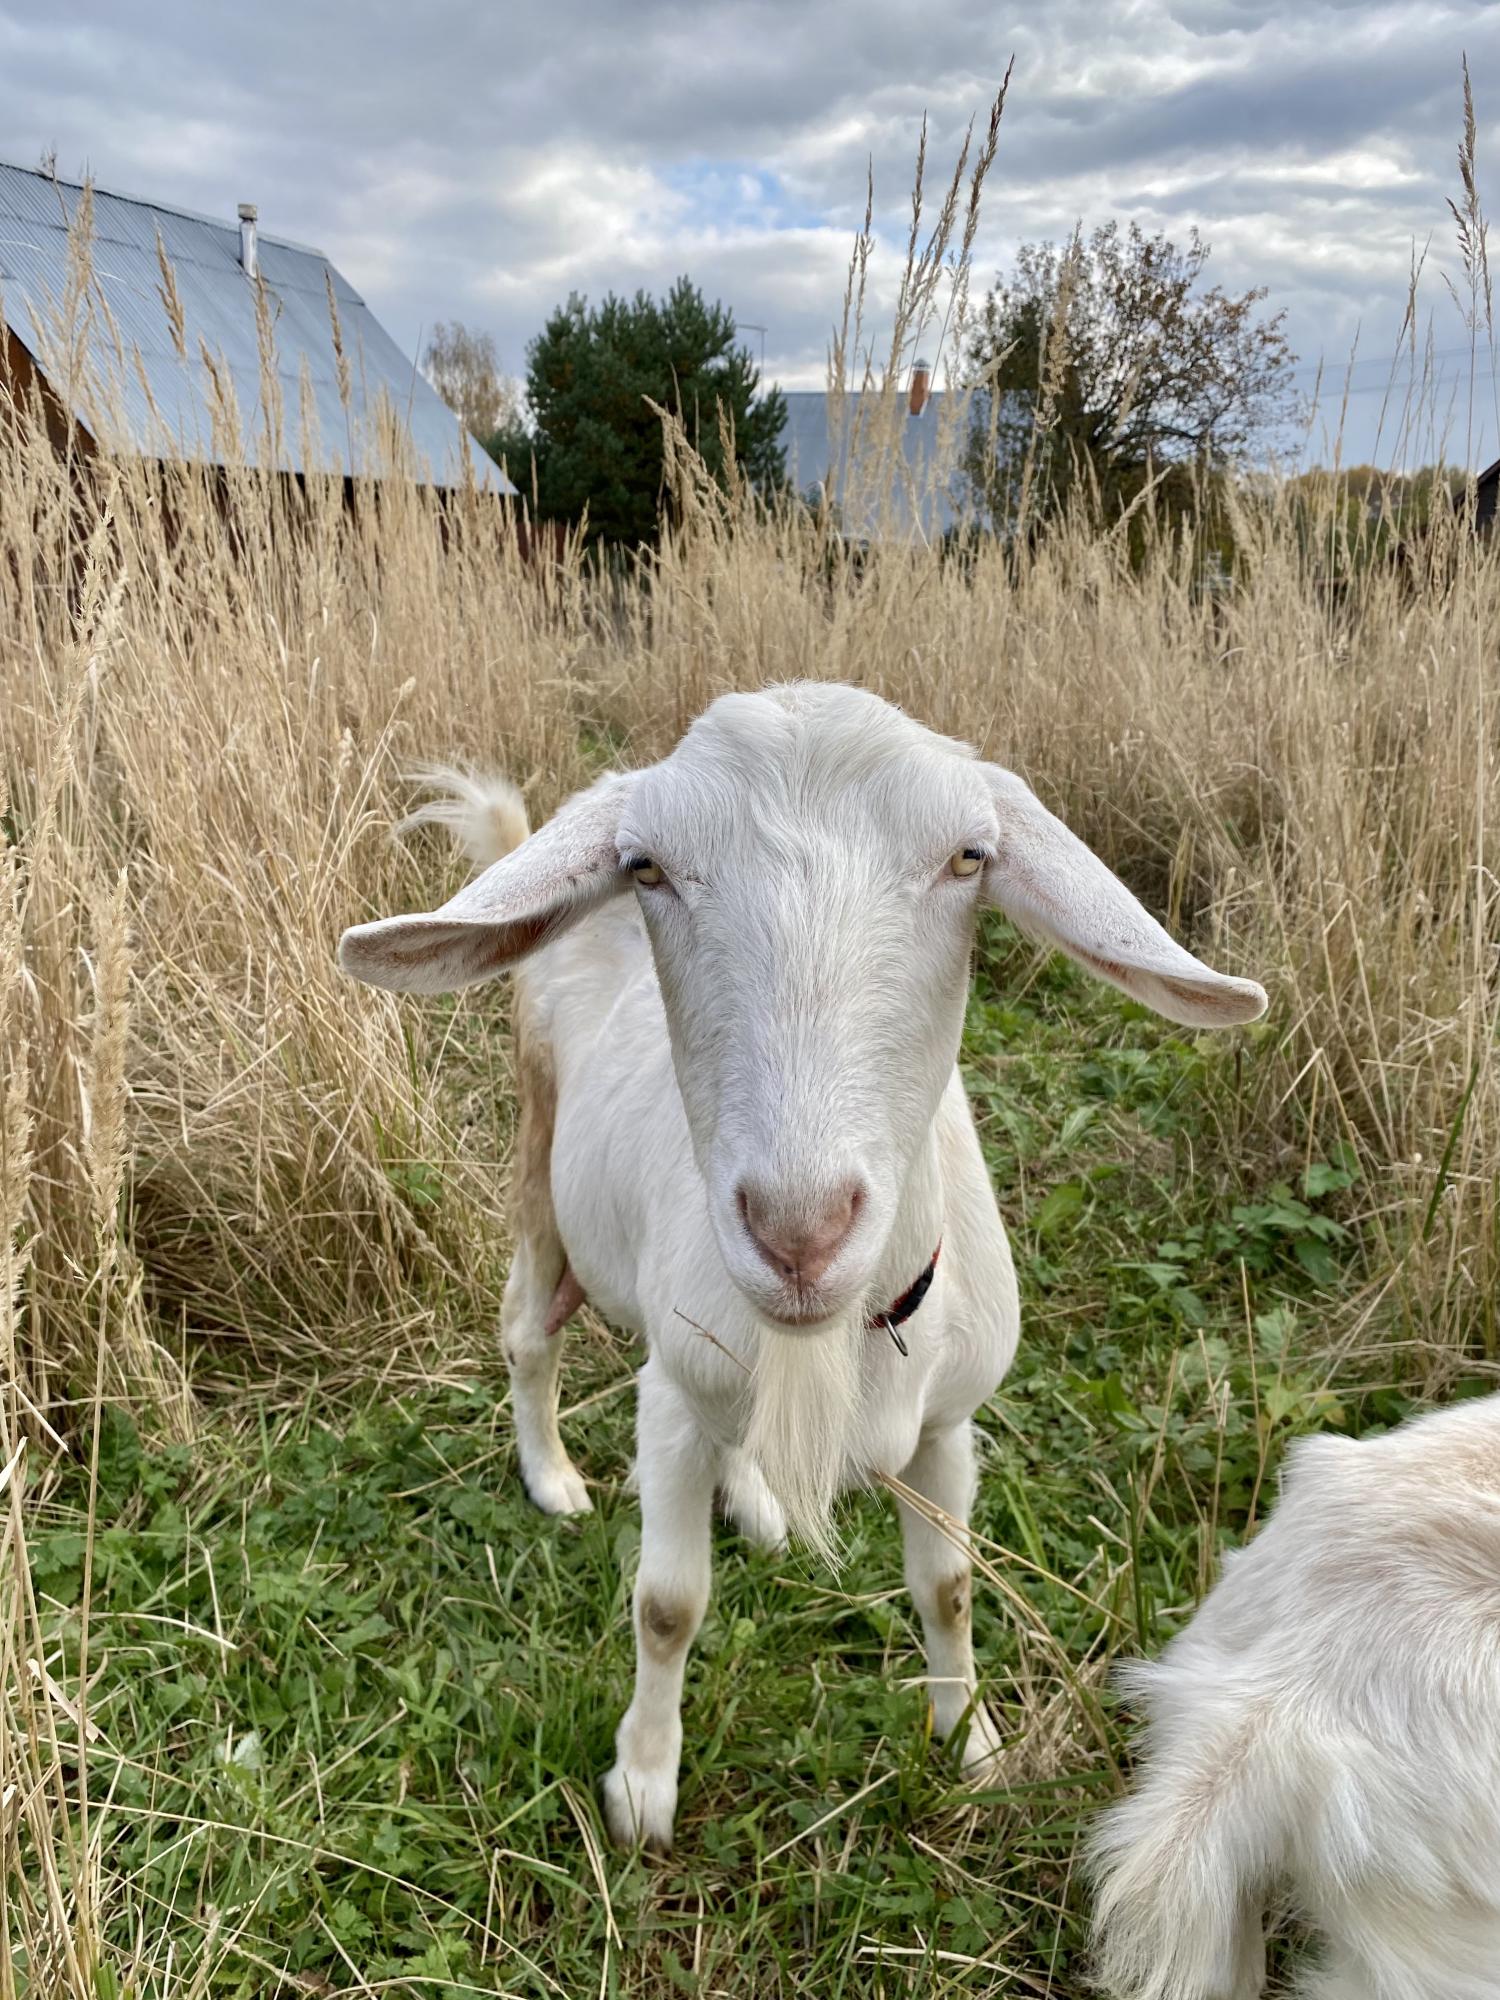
[925,1568,971,1634]
[637,1589,704,1663]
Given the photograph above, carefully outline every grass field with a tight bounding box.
[4,187,1500,1990]
[22,923,1444,1998]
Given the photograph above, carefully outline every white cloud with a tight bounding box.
[1,0,1498,458]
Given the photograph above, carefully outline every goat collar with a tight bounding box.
[868,1242,941,1357]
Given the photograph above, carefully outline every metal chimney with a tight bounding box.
[237,202,258,278]
[908,356,932,418]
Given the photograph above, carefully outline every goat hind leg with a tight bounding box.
[1225,1916,1266,2000]
[501,1235,590,1514]
[719,1446,787,1551]
[502,1019,590,1515]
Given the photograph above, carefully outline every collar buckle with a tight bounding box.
[868,1242,941,1358]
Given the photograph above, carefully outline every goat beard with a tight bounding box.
[744,1310,861,1567]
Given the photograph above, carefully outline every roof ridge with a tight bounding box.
[776,386,956,397]
[0,157,325,260]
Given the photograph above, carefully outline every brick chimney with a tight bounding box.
[908,356,932,417]
[237,202,258,278]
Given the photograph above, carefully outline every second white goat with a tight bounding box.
[340,683,1265,1850]
[1090,1389,1500,2000]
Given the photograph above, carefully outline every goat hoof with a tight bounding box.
[603,1760,677,1853]
[957,1703,1005,1779]
[522,1459,593,1516]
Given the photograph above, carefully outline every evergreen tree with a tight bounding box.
[491,279,786,546]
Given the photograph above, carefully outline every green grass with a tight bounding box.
[23,926,1456,1997]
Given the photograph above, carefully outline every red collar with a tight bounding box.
[868,1242,941,1356]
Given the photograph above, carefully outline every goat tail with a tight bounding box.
[398,767,531,871]
[1088,1670,1278,2000]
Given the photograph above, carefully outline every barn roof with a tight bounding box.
[777,388,973,540]
[0,161,511,490]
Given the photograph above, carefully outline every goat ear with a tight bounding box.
[339,773,635,994]
[980,766,1267,1028]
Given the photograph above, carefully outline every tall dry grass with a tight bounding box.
[0,311,1496,1411]
[1,368,1493,1415]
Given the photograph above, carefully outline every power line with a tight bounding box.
[1305,370,1499,401]
[1285,342,1497,384]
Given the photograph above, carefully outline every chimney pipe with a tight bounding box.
[908,357,932,418]
[237,202,258,278]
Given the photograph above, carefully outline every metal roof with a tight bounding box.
[778,389,973,540]
[0,161,512,490]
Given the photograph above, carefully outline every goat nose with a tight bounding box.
[737,1180,863,1287]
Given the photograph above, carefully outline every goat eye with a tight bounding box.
[629,858,665,889]
[949,847,986,879]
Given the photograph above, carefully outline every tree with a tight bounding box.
[1284,463,1467,578]
[492,279,787,547]
[423,320,521,441]
[964,222,1297,528]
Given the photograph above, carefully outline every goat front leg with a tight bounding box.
[895,1421,1003,1774]
[603,1365,714,1852]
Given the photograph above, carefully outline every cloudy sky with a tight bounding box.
[3,0,1500,465]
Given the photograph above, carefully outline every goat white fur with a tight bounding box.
[340,683,1264,1851]
[1090,1390,1500,2000]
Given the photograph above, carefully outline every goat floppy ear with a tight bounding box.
[339,772,635,995]
[981,766,1267,1028]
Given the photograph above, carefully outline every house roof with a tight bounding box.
[0,161,511,490]
[777,388,973,540]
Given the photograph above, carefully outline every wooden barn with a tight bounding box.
[0,159,512,492]
[1475,455,1500,533]
[777,362,971,542]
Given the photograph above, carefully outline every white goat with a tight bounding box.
[340,683,1264,1851]
[1090,1390,1500,2000]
